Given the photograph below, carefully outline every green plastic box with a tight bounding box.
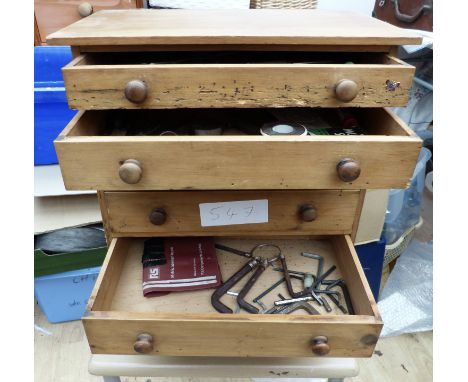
[34,246,107,278]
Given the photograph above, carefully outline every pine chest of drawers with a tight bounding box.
[48,9,422,358]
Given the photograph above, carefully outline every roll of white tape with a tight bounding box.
[260,122,307,136]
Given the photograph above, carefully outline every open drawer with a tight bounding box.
[55,107,422,190]
[84,235,382,357]
[63,51,414,109]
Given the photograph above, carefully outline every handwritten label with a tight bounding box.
[199,199,268,227]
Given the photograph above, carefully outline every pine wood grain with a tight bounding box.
[34,302,433,382]
[62,54,414,109]
[103,190,361,237]
[82,236,381,357]
[35,1,139,45]
[54,108,421,191]
[46,9,422,47]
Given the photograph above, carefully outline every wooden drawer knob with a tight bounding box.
[78,2,93,17]
[149,208,167,225]
[119,159,142,184]
[334,79,358,102]
[133,333,154,354]
[299,204,317,222]
[336,158,361,182]
[125,80,148,103]
[311,336,330,356]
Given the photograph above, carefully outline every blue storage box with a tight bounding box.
[34,266,101,323]
[34,46,77,165]
[355,236,386,301]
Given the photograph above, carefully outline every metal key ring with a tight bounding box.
[249,244,282,264]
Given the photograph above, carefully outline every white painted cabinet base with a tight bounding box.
[89,355,359,379]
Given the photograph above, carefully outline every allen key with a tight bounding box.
[313,265,337,289]
[211,257,260,313]
[237,259,268,314]
[301,252,324,280]
[279,301,320,315]
[215,243,252,259]
[323,279,354,315]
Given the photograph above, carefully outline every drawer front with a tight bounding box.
[83,236,382,357]
[55,108,421,191]
[103,190,362,237]
[35,1,137,44]
[63,54,414,109]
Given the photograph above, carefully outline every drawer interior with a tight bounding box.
[71,51,406,66]
[64,107,415,138]
[84,236,382,357]
[89,236,379,319]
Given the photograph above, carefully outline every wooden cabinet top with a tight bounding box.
[46,9,421,47]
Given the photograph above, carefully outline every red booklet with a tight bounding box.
[142,237,222,297]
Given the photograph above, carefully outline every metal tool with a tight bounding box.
[313,265,337,288]
[274,295,314,306]
[214,243,282,314]
[272,267,323,304]
[211,257,260,313]
[237,259,268,314]
[272,268,316,284]
[323,279,354,315]
[279,301,320,315]
[256,300,268,313]
[321,296,332,313]
[301,252,324,280]
[226,291,241,313]
[278,254,318,299]
[235,244,282,313]
[327,294,347,314]
[215,243,252,259]
[253,277,286,303]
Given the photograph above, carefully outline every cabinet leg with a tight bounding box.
[103,377,121,382]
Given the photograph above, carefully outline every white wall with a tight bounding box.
[317,0,374,15]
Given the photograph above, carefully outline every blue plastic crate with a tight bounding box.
[355,236,386,301]
[34,266,101,323]
[34,46,77,165]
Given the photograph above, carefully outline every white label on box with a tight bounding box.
[199,199,268,227]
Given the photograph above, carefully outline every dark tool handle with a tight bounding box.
[328,294,348,314]
[211,260,258,313]
[313,265,337,288]
[215,243,251,258]
[392,0,432,23]
[321,296,332,313]
[325,280,354,315]
[339,283,355,315]
[280,256,315,299]
[237,265,266,314]
[253,277,285,303]
[280,256,303,298]
[280,301,320,315]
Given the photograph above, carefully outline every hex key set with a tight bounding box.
[211,243,354,315]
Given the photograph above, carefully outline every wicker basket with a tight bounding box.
[250,0,318,9]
